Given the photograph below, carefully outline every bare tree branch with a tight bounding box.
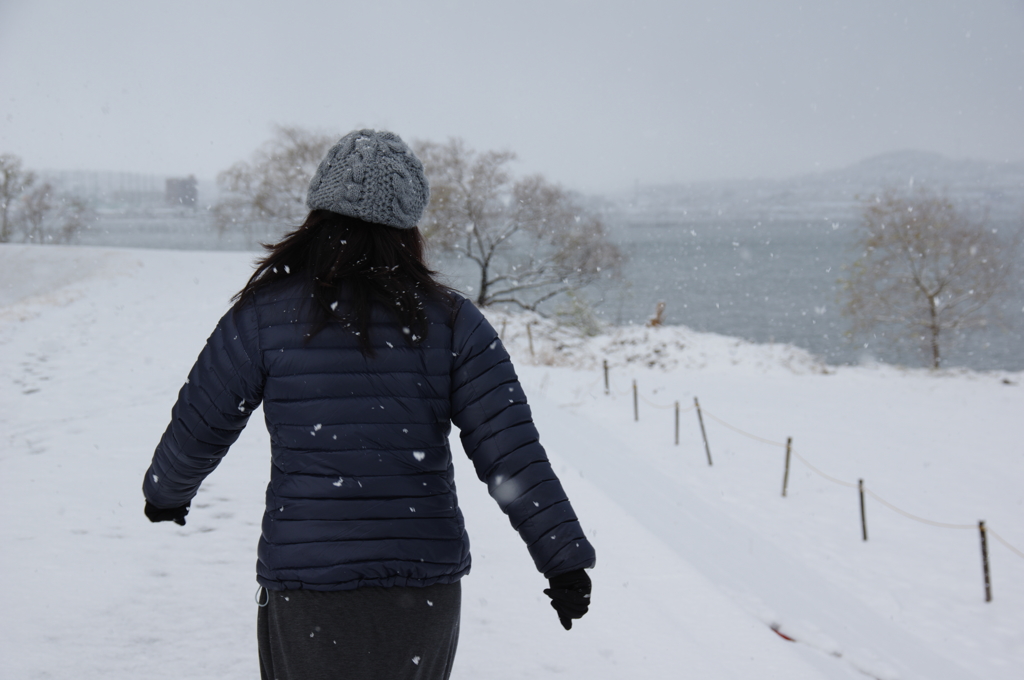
[414,138,623,310]
[0,154,35,243]
[214,125,336,244]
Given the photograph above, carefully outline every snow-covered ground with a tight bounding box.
[1,244,1021,679]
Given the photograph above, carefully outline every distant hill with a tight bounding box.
[608,151,1024,225]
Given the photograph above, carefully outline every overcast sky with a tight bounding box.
[1,0,1022,193]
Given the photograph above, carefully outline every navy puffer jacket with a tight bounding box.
[144,279,596,590]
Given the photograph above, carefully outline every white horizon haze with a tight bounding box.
[1,0,1022,194]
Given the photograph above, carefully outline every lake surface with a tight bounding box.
[71,210,1024,371]
[592,217,1024,370]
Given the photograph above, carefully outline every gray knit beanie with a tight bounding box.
[306,129,429,230]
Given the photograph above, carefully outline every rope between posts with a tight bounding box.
[989,529,1024,561]
[696,404,1006,536]
[701,409,787,447]
[624,385,699,413]
[862,488,975,530]
[596,376,632,397]
[790,449,859,489]
[603,373,1024,563]
[638,393,677,409]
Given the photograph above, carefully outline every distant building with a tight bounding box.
[166,176,198,207]
[42,169,164,207]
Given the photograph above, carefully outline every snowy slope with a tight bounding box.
[1,244,1021,679]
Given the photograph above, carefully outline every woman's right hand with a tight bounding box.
[543,569,592,630]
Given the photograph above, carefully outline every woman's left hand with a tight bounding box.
[144,501,190,526]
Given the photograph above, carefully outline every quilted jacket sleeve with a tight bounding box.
[450,299,596,578]
[143,298,265,509]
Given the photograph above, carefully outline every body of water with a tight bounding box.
[595,218,1024,370]
[69,210,1024,371]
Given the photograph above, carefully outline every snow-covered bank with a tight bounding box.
[491,306,1023,679]
[1,244,1021,679]
[479,308,831,374]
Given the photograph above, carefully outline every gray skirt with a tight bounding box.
[257,581,461,680]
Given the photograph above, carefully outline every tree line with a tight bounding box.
[3,129,1020,369]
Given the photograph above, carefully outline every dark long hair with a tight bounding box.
[233,210,453,353]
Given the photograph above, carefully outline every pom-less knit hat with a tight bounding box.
[306,129,429,230]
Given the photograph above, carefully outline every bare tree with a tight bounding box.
[17,182,93,244]
[1,154,35,243]
[414,138,622,310]
[841,187,1020,368]
[19,181,53,243]
[1,154,93,244]
[55,194,93,243]
[214,125,336,241]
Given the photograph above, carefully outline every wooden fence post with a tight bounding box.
[781,437,792,497]
[674,401,680,446]
[979,521,992,602]
[632,380,638,421]
[859,479,868,541]
[526,322,534,358]
[694,397,712,466]
[603,359,609,395]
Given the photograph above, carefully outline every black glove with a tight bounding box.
[543,569,591,630]
[145,500,189,526]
